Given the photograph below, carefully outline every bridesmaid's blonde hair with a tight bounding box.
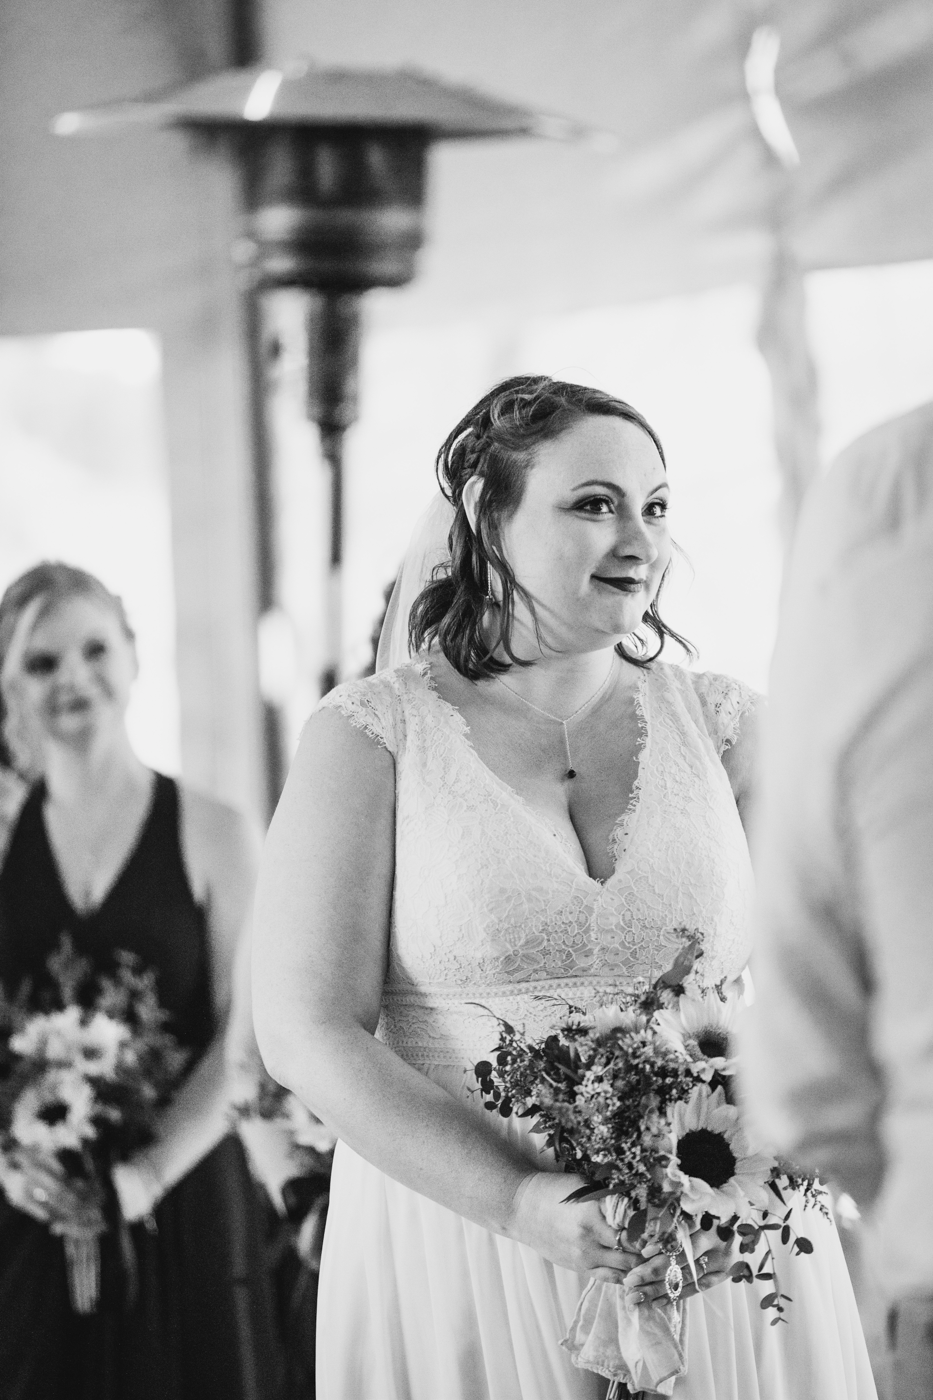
[0,562,134,779]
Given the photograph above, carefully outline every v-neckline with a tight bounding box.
[39,770,161,922]
[415,658,650,888]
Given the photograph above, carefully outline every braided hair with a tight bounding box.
[408,374,694,680]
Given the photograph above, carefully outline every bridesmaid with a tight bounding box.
[0,562,283,1400]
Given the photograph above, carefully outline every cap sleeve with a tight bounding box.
[688,670,761,757]
[313,672,401,755]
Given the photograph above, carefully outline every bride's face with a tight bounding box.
[498,414,671,654]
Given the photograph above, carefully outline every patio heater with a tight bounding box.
[55,61,576,805]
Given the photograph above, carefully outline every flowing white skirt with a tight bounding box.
[316,1066,878,1400]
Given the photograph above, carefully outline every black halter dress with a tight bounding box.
[0,773,283,1400]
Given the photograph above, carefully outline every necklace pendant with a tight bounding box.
[664,1259,683,1303]
[566,767,576,780]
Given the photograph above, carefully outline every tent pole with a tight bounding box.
[757,228,821,548]
[744,20,821,548]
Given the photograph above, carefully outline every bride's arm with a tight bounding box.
[251,709,628,1278]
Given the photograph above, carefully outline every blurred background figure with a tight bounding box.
[746,403,933,1400]
[0,563,282,1400]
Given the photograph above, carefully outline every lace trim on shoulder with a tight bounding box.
[688,670,760,756]
[314,673,402,753]
[413,657,471,740]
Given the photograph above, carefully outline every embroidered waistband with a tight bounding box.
[376,979,627,1070]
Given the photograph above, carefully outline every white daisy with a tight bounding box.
[11,1006,86,1066]
[12,1007,129,1079]
[73,1013,130,1079]
[666,1085,774,1220]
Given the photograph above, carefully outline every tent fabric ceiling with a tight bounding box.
[1,0,931,334]
[260,0,933,323]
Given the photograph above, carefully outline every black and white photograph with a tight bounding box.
[1,2,931,1397]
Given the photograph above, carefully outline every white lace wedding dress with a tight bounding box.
[315,657,876,1400]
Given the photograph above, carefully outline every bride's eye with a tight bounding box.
[644,499,669,520]
[575,496,614,516]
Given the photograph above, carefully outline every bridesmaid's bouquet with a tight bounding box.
[0,935,189,1313]
[473,939,828,1397]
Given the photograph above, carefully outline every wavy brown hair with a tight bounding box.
[408,375,694,680]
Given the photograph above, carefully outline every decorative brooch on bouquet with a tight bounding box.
[0,935,189,1313]
[473,937,829,1398]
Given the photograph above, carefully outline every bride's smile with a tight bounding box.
[489,413,673,660]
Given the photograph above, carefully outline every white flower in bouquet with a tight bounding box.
[665,1085,774,1221]
[284,1094,339,1154]
[588,1004,645,1039]
[11,1006,130,1080]
[12,1068,97,1154]
[654,985,742,1079]
[73,1013,130,1079]
[11,1005,86,1065]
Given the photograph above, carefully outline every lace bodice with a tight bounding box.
[318,659,757,1069]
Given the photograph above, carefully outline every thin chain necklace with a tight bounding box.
[493,656,617,780]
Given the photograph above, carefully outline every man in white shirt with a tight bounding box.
[745,401,933,1399]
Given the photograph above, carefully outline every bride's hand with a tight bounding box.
[506,1172,642,1282]
[621,1218,735,1308]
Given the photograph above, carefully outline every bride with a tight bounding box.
[252,376,876,1399]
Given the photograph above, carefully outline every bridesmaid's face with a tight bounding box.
[19,596,137,746]
[499,415,671,653]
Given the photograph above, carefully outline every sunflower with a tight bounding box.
[653,986,741,1079]
[11,1068,97,1154]
[665,1085,774,1220]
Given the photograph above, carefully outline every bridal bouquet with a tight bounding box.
[0,935,189,1313]
[473,939,827,1397]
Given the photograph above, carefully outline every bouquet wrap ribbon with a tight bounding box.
[63,1231,102,1314]
[560,1197,689,1395]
